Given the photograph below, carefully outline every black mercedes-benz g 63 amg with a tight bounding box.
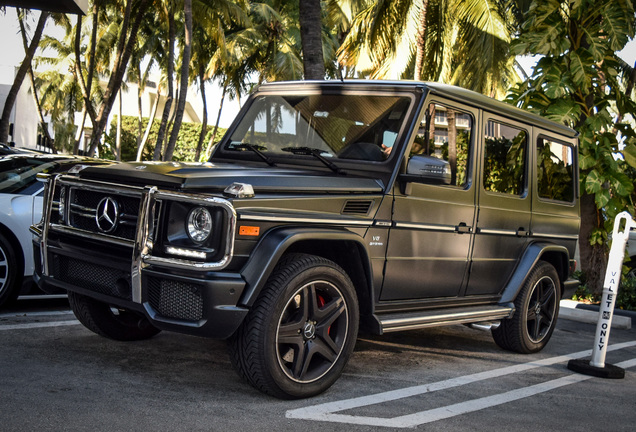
[32,81,579,399]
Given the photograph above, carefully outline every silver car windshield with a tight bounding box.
[227,94,412,163]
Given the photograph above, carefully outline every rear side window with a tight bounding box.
[536,137,574,202]
[483,121,527,195]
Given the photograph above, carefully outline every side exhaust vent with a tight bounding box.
[341,200,373,216]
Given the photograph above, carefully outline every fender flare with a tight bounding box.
[499,242,570,305]
[239,226,373,307]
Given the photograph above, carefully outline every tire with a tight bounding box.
[0,232,22,309]
[68,291,161,341]
[229,253,359,399]
[492,261,560,354]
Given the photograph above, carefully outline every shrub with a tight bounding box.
[103,116,226,162]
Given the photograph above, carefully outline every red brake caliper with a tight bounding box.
[317,295,331,336]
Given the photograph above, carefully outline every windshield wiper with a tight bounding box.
[227,143,277,167]
[281,147,346,175]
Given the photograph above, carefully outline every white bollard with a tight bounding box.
[568,211,635,379]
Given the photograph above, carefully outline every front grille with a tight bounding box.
[147,277,204,322]
[67,188,140,241]
[51,254,132,301]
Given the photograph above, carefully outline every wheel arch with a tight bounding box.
[239,227,374,317]
[499,242,569,305]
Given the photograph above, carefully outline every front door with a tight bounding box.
[381,101,477,301]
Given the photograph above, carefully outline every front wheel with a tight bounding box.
[68,291,161,341]
[229,253,359,399]
[492,261,560,353]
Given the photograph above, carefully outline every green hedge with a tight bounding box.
[103,115,226,162]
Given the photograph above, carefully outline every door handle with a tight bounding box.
[516,227,530,237]
[456,223,472,234]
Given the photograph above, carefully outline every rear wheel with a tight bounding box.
[0,232,22,309]
[229,253,359,399]
[492,261,560,353]
[68,291,161,341]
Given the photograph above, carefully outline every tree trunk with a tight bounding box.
[153,7,175,161]
[137,64,143,149]
[195,68,208,162]
[116,89,123,161]
[75,1,100,133]
[0,10,49,144]
[205,83,227,159]
[18,13,52,146]
[579,193,607,295]
[414,0,429,81]
[164,0,193,161]
[447,108,457,185]
[73,107,87,154]
[88,0,151,156]
[299,0,325,80]
[136,86,161,161]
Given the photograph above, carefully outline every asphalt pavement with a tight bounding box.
[1,297,635,431]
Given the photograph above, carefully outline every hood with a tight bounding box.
[77,161,384,194]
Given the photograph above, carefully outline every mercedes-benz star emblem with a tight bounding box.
[95,197,119,233]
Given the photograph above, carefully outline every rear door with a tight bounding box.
[466,115,531,297]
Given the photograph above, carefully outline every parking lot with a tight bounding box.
[2,298,635,431]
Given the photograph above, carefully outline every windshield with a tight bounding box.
[225,93,412,163]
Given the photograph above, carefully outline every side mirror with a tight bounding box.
[405,154,451,183]
[399,155,451,195]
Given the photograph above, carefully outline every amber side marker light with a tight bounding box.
[239,226,260,236]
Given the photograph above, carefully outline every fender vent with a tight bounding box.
[341,200,373,216]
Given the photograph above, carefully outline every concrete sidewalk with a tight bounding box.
[559,299,632,329]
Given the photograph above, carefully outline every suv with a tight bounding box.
[32,81,579,399]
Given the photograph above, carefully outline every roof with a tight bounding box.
[2,0,88,14]
[258,80,578,139]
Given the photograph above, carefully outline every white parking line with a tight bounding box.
[0,320,80,331]
[286,341,636,428]
[0,310,73,318]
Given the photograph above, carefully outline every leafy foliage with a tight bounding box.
[103,115,226,162]
[572,273,636,311]
[507,0,636,293]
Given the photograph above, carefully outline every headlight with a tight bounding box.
[186,207,212,243]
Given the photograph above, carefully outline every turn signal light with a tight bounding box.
[239,226,260,236]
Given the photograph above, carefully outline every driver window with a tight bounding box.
[410,103,473,187]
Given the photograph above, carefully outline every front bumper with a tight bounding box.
[31,176,246,339]
[33,237,248,338]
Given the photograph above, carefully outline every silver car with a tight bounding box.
[0,153,110,308]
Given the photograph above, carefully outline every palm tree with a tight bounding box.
[163,0,193,161]
[86,0,152,156]
[299,0,325,79]
[338,0,519,97]
[0,9,49,144]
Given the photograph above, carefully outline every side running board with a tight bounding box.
[376,305,514,334]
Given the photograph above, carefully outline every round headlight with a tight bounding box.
[186,207,212,243]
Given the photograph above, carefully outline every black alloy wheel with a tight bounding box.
[492,261,560,353]
[229,253,359,399]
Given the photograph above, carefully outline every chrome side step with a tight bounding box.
[377,305,514,333]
